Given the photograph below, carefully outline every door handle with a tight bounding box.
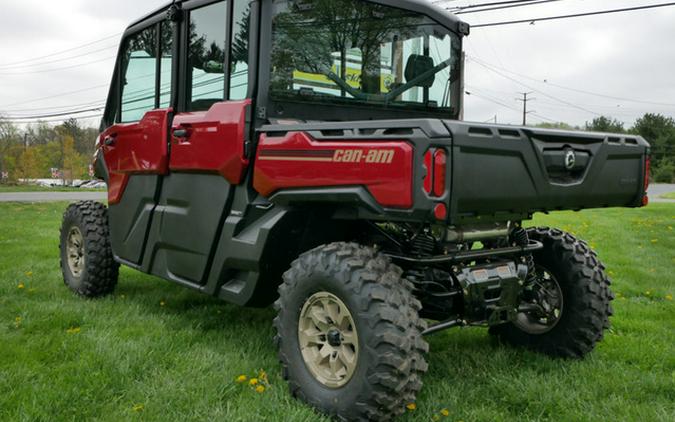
[173,128,189,139]
[103,135,116,146]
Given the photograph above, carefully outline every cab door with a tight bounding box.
[147,0,254,285]
[101,17,175,266]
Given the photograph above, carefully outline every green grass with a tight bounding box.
[0,185,104,193]
[1,202,673,421]
[661,191,675,200]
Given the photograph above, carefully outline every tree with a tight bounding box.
[61,135,87,184]
[584,116,625,133]
[15,147,44,180]
[535,122,580,131]
[0,117,21,180]
[57,118,97,156]
[631,113,675,167]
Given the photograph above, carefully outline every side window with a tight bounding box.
[188,1,228,111]
[229,0,250,100]
[120,26,158,123]
[159,21,173,108]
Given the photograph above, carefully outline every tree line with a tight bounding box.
[538,113,674,183]
[0,112,673,185]
[0,118,97,184]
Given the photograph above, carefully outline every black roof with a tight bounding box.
[126,0,468,35]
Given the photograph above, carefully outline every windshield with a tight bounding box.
[269,0,462,118]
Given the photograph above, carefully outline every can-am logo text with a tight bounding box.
[333,149,395,164]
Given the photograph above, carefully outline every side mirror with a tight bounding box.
[404,54,435,88]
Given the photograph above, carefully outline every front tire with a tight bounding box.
[59,201,119,297]
[274,242,428,421]
[490,227,613,358]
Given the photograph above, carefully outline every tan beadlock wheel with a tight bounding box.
[66,226,85,278]
[298,291,359,388]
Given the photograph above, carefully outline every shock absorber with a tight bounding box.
[410,229,437,256]
[511,226,537,285]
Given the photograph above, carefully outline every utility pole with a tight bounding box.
[516,92,535,126]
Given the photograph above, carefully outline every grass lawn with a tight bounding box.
[0,185,104,193]
[661,191,675,200]
[0,202,673,421]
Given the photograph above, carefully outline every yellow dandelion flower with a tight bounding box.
[66,327,81,334]
[15,316,22,323]
[132,403,144,412]
[666,294,673,301]
[236,375,247,383]
[255,385,265,393]
[249,378,258,386]
[650,239,658,243]
[17,283,25,289]
[160,300,166,307]
[259,369,268,382]
[406,403,416,411]
[440,408,450,417]
[25,271,32,277]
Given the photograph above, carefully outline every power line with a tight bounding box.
[3,113,104,125]
[0,45,118,70]
[441,0,540,10]
[467,55,675,107]
[4,107,105,120]
[467,55,675,108]
[0,55,115,76]
[472,2,675,28]
[454,0,564,15]
[466,90,556,123]
[468,56,602,116]
[0,33,121,67]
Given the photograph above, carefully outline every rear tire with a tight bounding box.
[59,201,119,297]
[274,242,428,421]
[490,227,613,358]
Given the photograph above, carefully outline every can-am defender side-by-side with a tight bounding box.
[59,0,649,420]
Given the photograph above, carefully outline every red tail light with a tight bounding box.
[423,150,433,194]
[642,156,650,206]
[433,149,447,197]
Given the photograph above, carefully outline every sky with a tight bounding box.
[0,0,674,129]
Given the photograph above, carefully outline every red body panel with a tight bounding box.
[254,132,414,208]
[169,100,251,184]
[100,108,171,204]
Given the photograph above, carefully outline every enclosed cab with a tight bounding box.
[60,1,648,420]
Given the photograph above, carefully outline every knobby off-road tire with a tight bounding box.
[274,242,429,421]
[59,201,119,297]
[490,227,614,358]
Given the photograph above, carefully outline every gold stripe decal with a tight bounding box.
[258,156,334,162]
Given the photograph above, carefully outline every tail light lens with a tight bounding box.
[432,149,446,197]
[423,148,448,198]
[423,150,433,194]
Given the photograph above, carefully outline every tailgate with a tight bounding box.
[444,121,650,220]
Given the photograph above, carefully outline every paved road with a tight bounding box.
[649,183,675,201]
[0,184,673,203]
[0,191,107,203]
